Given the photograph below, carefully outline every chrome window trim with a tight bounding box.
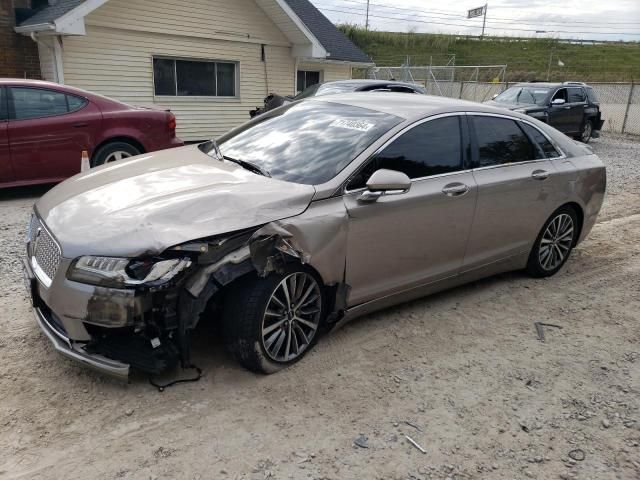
[342,110,569,195]
[342,112,467,194]
[471,158,551,173]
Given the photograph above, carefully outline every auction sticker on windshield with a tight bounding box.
[330,119,375,132]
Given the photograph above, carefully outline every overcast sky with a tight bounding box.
[311,0,640,41]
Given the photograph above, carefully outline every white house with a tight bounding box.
[14,0,372,141]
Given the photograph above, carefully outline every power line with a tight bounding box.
[317,6,640,36]
[315,0,640,27]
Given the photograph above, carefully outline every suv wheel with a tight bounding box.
[578,120,593,143]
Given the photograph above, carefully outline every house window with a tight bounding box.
[297,70,321,93]
[153,57,237,97]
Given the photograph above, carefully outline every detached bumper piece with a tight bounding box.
[85,335,179,376]
[34,306,130,380]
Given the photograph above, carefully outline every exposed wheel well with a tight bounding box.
[92,137,145,160]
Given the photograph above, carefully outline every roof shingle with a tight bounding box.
[18,0,372,64]
[19,0,86,27]
[283,0,371,63]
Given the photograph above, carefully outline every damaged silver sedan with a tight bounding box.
[24,93,606,379]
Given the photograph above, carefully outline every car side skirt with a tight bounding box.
[338,252,527,327]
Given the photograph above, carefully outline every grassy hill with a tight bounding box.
[339,26,640,82]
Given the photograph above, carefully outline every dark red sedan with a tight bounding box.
[0,79,183,188]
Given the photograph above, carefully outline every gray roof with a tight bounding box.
[18,0,372,64]
[282,0,371,63]
[19,0,85,27]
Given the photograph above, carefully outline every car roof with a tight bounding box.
[0,78,63,87]
[0,78,96,97]
[512,82,591,89]
[321,79,421,87]
[309,92,518,120]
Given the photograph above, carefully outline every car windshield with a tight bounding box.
[293,84,321,100]
[315,83,363,97]
[494,86,550,106]
[214,101,402,185]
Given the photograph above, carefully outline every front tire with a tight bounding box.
[526,206,578,278]
[223,266,325,374]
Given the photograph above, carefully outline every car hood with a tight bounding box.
[484,100,539,111]
[36,145,316,258]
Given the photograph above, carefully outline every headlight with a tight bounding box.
[67,256,191,288]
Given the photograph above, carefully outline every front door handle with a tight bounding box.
[72,122,88,128]
[442,182,469,196]
[532,169,550,180]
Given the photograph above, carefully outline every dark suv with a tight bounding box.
[485,82,604,142]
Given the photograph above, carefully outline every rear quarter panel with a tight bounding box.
[550,153,606,244]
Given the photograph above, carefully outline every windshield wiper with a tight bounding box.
[199,140,271,177]
[223,155,271,177]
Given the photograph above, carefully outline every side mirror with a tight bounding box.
[359,169,411,202]
[552,98,566,105]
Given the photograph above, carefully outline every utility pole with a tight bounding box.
[365,0,370,30]
[481,3,488,39]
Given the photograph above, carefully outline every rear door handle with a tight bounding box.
[532,169,550,180]
[72,122,88,128]
[442,182,469,196]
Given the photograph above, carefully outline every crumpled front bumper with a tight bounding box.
[23,257,130,380]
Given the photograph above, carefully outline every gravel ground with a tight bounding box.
[0,133,639,480]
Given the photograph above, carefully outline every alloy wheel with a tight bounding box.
[261,272,322,362]
[105,151,133,163]
[539,213,574,271]
[581,122,592,142]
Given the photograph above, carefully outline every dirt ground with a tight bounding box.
[1,134,639,480]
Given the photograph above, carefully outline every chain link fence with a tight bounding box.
[365,65,639,135]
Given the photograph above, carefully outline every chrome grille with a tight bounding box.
[29,216,62,286]
[27,214,39,244]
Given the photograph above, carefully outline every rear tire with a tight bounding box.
[223,266,326,374]
[92,141,141,167]
[577,120,593,143]
[526,206,578,278]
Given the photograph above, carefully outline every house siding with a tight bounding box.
[37,38,57,82]
[61,0,296,141]
[297,61,351,83]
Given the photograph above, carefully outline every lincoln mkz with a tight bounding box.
[24,93,606,378]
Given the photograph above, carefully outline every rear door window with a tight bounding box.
[10,87,72,120]
[520,123,560,159]
[347,116,463,189]
[567,87,586,103]
[66,94,88,112]
[471,116,538,167]
[0,88,7,121]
